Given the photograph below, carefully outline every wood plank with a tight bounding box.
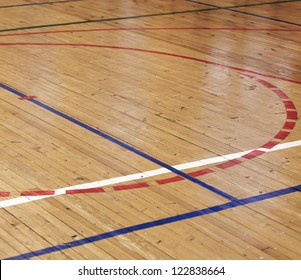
[0,0,301,260]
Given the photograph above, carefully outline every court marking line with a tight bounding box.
[1,42,300,85]
[0,73,297,199]
[0,0,300,33]
[186,0,301,27]
[0,40,300,260]
[0,82,236,202]
[5,184,301,260]
[0,43,298,202]
[19,95,37,100]
[1,139,301,209]
[1,26,301,38]
[0,0,83,9]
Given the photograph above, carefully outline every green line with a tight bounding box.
[229,0,301,9]
[0,0,300,33]
[0,8,218,33]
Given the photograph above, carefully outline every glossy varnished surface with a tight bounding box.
[0,0,301,259]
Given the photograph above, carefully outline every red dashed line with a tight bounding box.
[287,111,298,120]
[242,150,265,159]
[156,176,185,185]
[113,182,149,191]
[1,76,297,198]
[188,168,215,177]
[283,121,296,130]
[284,101,296,110]
[274,131,290,141]
[66,187,105,194]
[273,89,289,99]
[21,190,55,196]
[216,159,242,170]
[19,95,37,100]
[0,56,298,199]
[0,192,10,197]
[261,140,279,149]
[156,168,215,185]
[256,79,277,88]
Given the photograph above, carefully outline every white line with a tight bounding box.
[1,140,301,209]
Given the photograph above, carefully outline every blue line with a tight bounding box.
[186,0,301,27]
[0,83,236,201]
[0,0,83,9]
[5,184,301,260]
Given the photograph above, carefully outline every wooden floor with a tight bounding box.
[0,0,301,260]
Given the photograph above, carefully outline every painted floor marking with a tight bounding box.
[186,0,301,27]
[19,95,37,100]
[1,139,301,209]
[1,42,300,85]
[0,0,83,9]
[1,27,301,38]
[0,25,300,260]
[5,184,301,260]
[0,0,300,33]
[0,82,237,202]
[0,42,299,204]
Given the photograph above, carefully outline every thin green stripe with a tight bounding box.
[230,0,301,9]
[0,8,218,33]
[0,0,300,33]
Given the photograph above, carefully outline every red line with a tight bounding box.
[113,182,149,191]
[287,111,298,120]
[19,95,37,100]
[256,79,277,88]
[21,190,55,196]
[283,121,296,130]
[156,176,184,185]
[273,89,289,99]
[261,141,279,149]
[188,168,215,177]
[1,27,301,38]
[283,101,296,110]
[0,43,298,198]
[0,192,10,197]
[274,131,290,141]
[216,159,242,169]
[156,168,214,186]
[1,42,300,85]
[66,187,105,194]
[242,150,265,159]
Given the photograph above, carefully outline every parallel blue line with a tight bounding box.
[0,83,237,201]
[186,0,301,27]
[5,184,301,260]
